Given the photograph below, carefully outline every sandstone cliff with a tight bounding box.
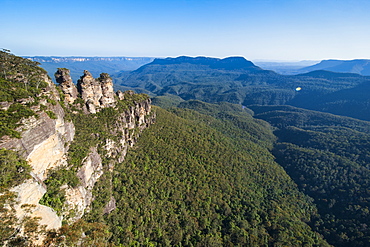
[0,74,74,231]
[0,60,154,244]
[76,70,116,113]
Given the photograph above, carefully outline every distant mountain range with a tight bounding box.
[115,56,370,121]
[24,56,154,81]
[27,55,370,120]
[298,59,370,75]
[29,55,370,78]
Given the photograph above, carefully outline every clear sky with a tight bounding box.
[2,0,370,61]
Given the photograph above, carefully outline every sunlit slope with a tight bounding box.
[106,105,329,246]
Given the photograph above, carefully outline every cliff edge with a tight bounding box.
[0,51,154,245]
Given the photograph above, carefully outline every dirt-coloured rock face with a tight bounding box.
[1,64,154,242]
[99,73,116,107]
[64,147,104,222]
[76,70,116,113]
[11,179,62,230]
[0,77,74,231]
[55,68,78,104]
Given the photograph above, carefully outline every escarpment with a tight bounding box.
[55,70,154,222]
[0,73,74,232]
[0,57,154,244]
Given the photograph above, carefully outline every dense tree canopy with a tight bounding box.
[98,105,328,246]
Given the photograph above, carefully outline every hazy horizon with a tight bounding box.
[2,0,370,61]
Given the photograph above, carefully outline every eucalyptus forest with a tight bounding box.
[1,51,370,246]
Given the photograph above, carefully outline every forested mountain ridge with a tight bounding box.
[298,59,370,76]
[115,56,370,121]
[106,104,329,246]
[2,51,370,246]
[248,104,370,246]
[113,56,276,92]
[0,51,332,246]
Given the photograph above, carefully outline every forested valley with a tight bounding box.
[101,102,328,246]
[249,105,370,246]
[2,51,370,246]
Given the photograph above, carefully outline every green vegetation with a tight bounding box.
[0,50,52,139]
[0,103,35,138]
[0,199,47,246]
[251,105,370,247]
[0,149,45,245]
[151,93,185,108]
[115,56,370,121]
[177,100,275,149]
[0,49,48,100]
[45,110,57,119]
[104,105,328,246]
[0,190,18,245]
[5,51,370,246]
[43,219,113,246]
[39,168,79,215]
[0,149,31,190]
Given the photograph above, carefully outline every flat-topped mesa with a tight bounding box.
[55,68,78,104]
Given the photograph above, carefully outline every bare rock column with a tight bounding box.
[77,70,102,107]
[55,68,78,104]
[76,70,116,113]
[99,73,116,107]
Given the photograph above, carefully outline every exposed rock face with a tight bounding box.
[1,64,155,243]
[103,196,116,214]
[11,179,62,230]
[64,96,154,220]
[0,77,75,231]
[64,147,103,222]
[77,70,102,108]
[99,73,116,107]
[116,90,126,100]
[77,70,116,113]
[55,68,78,104]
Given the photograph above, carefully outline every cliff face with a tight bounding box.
[0,66,154,239]
[63,89,154,222]
[0,75,74,231]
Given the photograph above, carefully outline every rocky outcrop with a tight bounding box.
[116,90,126,100]
[56,69,118,114]
[11,179,62,230]
[103,196,116,214]
[0,77,75,231]
[63,95,154,221]
[55,68,78,104]
[99,73,116,107]
[0,61,155,243]
[77,70,116,113]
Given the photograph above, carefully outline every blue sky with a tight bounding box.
[2,0,370,60]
